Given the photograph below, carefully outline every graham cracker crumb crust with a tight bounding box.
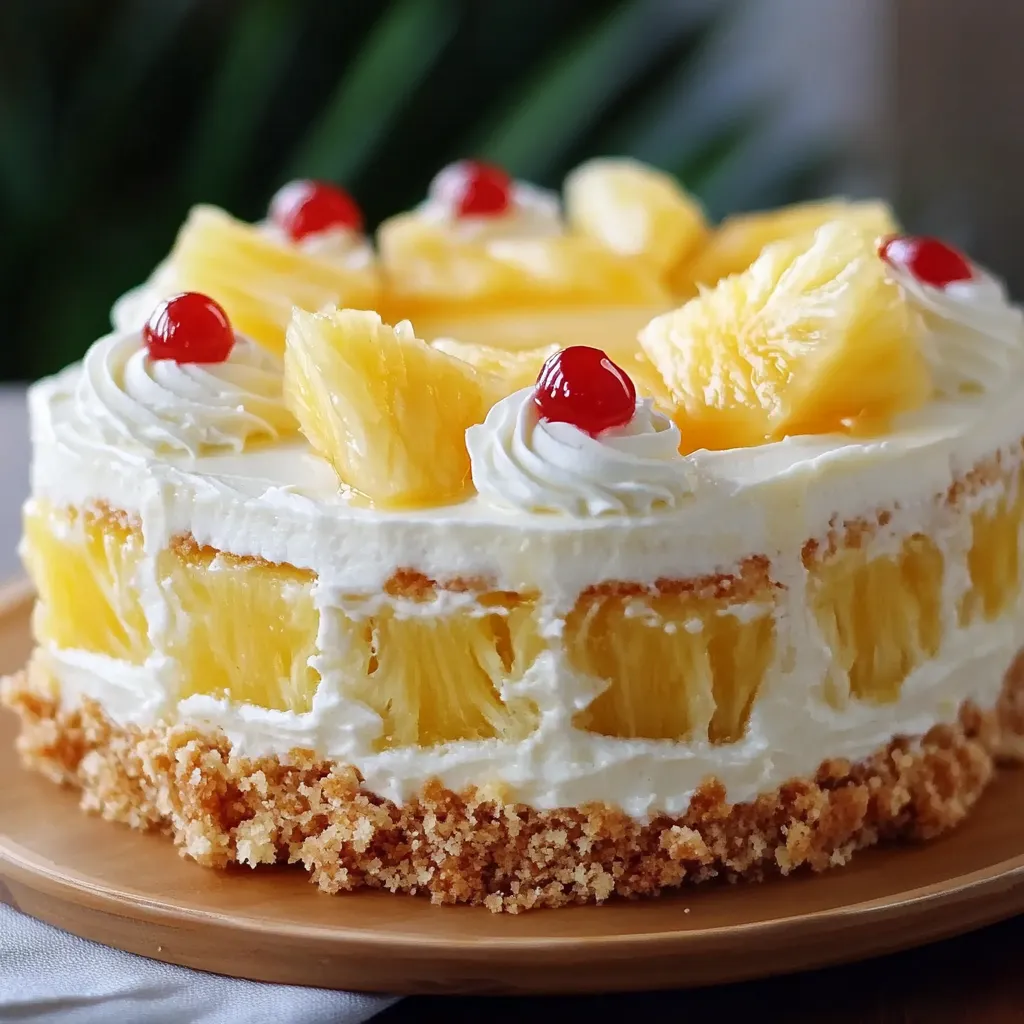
[4,655,1024,913]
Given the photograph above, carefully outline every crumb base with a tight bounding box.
[4,655,1024,913]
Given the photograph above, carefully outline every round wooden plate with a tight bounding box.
[2,580,1024,995]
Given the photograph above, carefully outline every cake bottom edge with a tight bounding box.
[4,653,1024,914]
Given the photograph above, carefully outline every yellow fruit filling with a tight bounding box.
[162,205,380,355]
[640,221,930,452]
[23,502,150,664]
[809,535,945,706]
[567,590,776,744]
[960,465,1024,625]
[330,596,542,749]
[161,545,321,714]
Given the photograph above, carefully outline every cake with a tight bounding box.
[6,158,1024,913]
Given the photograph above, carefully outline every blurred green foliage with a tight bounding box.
[0,0,834,381]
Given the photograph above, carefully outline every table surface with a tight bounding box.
[1,385,1022,1021]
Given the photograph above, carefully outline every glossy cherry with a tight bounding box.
[144,292,235,364]
[534,346,637,437]
[879,234,973,288]
[269,179,364,242]
[429,159,513,217]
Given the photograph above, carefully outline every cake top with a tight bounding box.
[58,158,1024,527]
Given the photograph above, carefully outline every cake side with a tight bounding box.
[15,433,1024,819]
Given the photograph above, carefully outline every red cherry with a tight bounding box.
[269,179,364,242]
[144,293,235,364]
[879,234,973,288]
[534,346,637,437]
[429,160,513,218]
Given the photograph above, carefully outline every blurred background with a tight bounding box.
[0,0,1017,382]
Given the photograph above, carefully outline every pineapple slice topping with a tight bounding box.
[284,308,499,508]
[640,221,930,452]
[167,205,380,355]
[565,157,708,278]
[676,198,899,296]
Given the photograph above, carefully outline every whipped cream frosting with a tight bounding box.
[76,330,296,457]
[417,180,563,241]
[888,262,1024,395]
[467,387,698,516]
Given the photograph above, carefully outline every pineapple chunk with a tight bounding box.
[810,535,944,706]
[676,199,899,296]
[167,205,380,354]
[284,308,499,508]
[565,158,708,278]
[378,213,668,315]
[333,597,541,748]
[431,338,559,394]
[960,467,1024,625]
[640,221,930,452]
[163,546,321,714]
[568,592,776,744]
[23,502,150,663]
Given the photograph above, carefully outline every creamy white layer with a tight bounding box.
[24,357,1024,818]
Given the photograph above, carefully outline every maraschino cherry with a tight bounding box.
[534,346,637,437]
[879,235,973,288]
[144,292,235,364]
[429,159,513,218]
[269,179,364,242]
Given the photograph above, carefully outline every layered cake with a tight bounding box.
[6,159,1024,913]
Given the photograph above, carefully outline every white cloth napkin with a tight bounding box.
[0,903,397,1023]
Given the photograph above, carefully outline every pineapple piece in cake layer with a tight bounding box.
[565,158,708,279]
[567,591,776,744]
[675,199,899,296]
[163,546,321,714]
[23,502,150,664]
[161,205,380,354]
[284,308,499,508]
[640,221,930,452]
[332,596,542,749]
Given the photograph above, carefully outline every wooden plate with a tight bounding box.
[2,579,1024,995]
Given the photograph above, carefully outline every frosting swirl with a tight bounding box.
[76,330,296,457]
[888,262,1024,395]
[467,387,698,516]
[417,181,563,241]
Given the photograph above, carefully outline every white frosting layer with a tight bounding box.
[417,180,563,241]
[467,388,699,516]
[76,330,295,457]
[888,262,1024,395]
